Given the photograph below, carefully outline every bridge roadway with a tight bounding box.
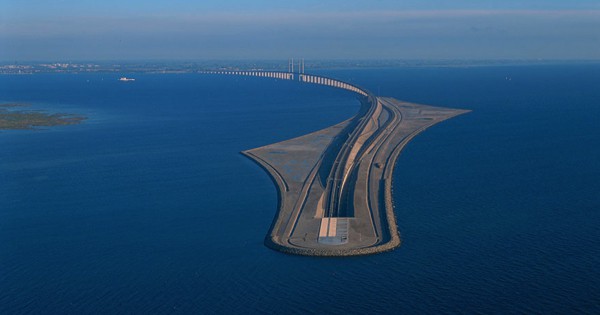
[206,69,470,256]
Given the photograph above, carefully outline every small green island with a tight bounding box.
[0,103,86,130]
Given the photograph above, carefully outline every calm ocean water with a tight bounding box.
[1,65,599,314]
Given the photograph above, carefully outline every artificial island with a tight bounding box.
[208,63,470,256]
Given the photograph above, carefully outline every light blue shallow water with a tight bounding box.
[1,65,599,314]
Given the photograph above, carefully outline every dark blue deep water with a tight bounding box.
[1,65,599,314]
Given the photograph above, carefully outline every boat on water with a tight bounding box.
[119,77,135,82]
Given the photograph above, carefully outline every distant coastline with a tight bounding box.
[2,59,599,75]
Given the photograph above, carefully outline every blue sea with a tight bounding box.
[1,65,599,314]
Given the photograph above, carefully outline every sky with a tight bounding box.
[1,0,599,61]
